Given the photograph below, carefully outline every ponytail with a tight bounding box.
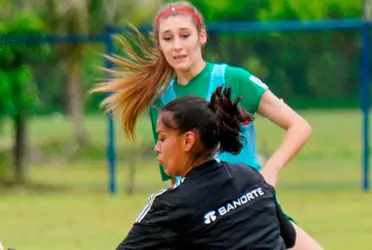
[90,26,174,141]
[209,86,254,154]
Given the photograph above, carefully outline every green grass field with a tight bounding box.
[0,110,371,250]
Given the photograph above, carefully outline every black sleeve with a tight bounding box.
[116,190,186,250]
[275,202,297,248]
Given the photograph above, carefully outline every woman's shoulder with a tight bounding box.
[208,61,264,86]
[224,64,268,92]
[224,162,265,184]
[224,64,261,84]
[207,61,250,75]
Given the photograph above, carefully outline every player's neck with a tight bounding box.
[176,60,206,86]
[183,155,214,177]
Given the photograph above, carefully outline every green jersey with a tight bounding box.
[149,62,268,181]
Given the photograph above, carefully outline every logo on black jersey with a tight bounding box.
[202,187,265,225]
[204,211,217,224]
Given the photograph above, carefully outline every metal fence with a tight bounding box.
[1,19,371,194]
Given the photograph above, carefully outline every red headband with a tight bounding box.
[155,7,203,26]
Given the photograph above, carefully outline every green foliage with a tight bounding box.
[259,0,361,21]
[1,67,39,117]
[0,12,50,63]
[0,12,49,122]
[1,0,365,115]
[182,0,361,22]
[182,0,364,109]
[189,0,270,22]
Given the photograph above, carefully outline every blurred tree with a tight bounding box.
[256,0,362,106]
[363,0,372,19]
[18,0,163,146]
[179,0,362,108]
[0,0,15,19]
[0,12,49,183]
[16,0,29,10]
[4,0,364,116]
[40,0,90,146]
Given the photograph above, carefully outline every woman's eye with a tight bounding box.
[182,34,190,39]
[163,37,172,41]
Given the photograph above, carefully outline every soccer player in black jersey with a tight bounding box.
[116,86,296,250]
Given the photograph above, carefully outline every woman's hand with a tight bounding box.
[260,167,279,187]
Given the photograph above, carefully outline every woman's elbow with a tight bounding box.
[298,118,312,140]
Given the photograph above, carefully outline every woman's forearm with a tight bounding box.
[264,121,312,171]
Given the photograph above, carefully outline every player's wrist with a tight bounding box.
[263,159,283,172]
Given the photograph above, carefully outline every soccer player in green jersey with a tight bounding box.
[92,1,323,249]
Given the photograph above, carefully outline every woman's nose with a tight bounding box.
[154,142,161,153]
[172,38,182,51]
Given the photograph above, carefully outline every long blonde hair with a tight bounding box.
[90,1,205,141]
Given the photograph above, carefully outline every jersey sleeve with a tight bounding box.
[225,65,269,115]
[116,190,187,250]
[149,102,172,182]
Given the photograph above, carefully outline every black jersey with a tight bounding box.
[116,160,296,250]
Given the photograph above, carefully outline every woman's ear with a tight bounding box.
[199,29,207,46]
[183,131,196,152]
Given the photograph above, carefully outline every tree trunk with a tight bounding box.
[364,0,372,20]
[13,112,27,184]
[17,0,28,10]
[66,67,87,146]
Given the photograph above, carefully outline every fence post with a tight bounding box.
[361,21,370,192]
[104,26,117,195]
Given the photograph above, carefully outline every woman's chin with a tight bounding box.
[165,170,175,177]
[164,168,178,178]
